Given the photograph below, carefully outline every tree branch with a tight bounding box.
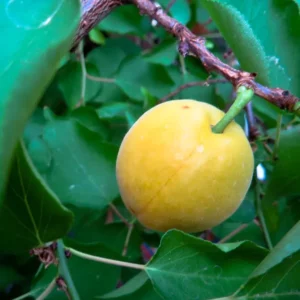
[73,0,129,49]
[131,0,299,112]
[76,0,300,113]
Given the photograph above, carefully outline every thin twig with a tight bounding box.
[179,54,186,75]
[131,0,299,112]
[255,178,273,250]
[217,223,249,244]
[263,142,273,156]
[122,223,134,256]
[78,41,87,106]
[109,203,130,226]
[57,240,80,300]
[36,279,56,300]
[272,114,282,161]
[160,78,227,102]
[86,73,116,83]
[69,247,145,270]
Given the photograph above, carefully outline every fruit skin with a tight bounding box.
[116,100,254,233]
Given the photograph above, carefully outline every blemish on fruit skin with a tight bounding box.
[182,105,190,109]
[197,145,204,153]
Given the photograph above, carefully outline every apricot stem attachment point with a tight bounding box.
[212,86,254,134]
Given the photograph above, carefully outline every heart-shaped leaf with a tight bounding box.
[0,142,73,254]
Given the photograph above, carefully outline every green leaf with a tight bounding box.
[201,0,300,96]
[27,137,52,173]
[264,126,300,199]
[234,221,300,299]
[96,102,144,130]
[262,126,300,240]
[0,0,81,205]
[89,28,106,45]
[141,88,159,111]
[97,103,134,120]
[57,61,101,109]
[166,66,218,104]
[0,142,73,254]
[32,241,122,299]
[213,221,266,247]
[99,272,159,300]
[116,56,175,101]
[71,219,142,261]
[71,106,110,140]
[99,6,150,36]
[100,272,147,298]
[23,108,47,144]
[86,38,140,104]
[251,220,300,278]
[32,118,119,210]
[230,188,256,223]
[160,0,191,25]
[144,39,178,66]
[146,230,268,300]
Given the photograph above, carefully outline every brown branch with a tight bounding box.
[160,78,227,102]
[72,0,129,49]
[131,0,299,112]
[74,0,299,113]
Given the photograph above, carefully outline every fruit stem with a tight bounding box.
[68,247,146,270]
[212,86,254,134]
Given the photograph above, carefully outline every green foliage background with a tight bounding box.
[1,0,300,299]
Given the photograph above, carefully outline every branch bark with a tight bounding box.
[73,0,128,49]
[76,0,300,113]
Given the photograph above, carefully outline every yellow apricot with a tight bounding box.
[116,100,254,233]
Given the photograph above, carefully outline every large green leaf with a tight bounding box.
[29,118,119,210]
[0,0,81,205]
[201,0,300,96]
[116,56,175,101]
[146,230,268,300]
[0,143,73,254]
[262,126,300,241]
[233,221,300,299]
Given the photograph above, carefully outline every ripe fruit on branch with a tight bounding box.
[116,100,254,233]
